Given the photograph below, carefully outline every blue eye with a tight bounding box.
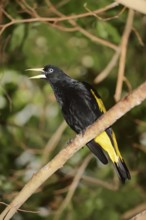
[49,68,54,73]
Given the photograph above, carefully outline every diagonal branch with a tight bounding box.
[0,2,119,50]
[42,120,67,164]
[0,2,118,34]
[54,154,92,220]
[94,47,121,83]
[0,80,146,220]
[47,0,118,50]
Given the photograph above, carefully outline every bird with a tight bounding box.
[28,64,131,183]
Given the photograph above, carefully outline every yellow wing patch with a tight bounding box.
[94,131,119,163]
[111,130,122,160]
[90,89,106,113]
[91,89,123,162]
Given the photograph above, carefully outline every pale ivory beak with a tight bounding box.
[26,68,46,79]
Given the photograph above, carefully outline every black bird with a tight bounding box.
[28,65,131,183]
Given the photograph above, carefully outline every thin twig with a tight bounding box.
[84,3,126,21]
[114,9,134,102]
[0,2,118,36]
[134,119,146,127]
[94,47,121,83]
[1,9,13,20]
[21,0,39,16]
[123,76,132,92]
[82,175,119,191]
[74,24,118,51]
[0,202,38,214]
[132,27,144,46]
[42,120,67,164]
[0,1,119,51]
[49,23,78,32]
[133,143,146,153]
[46,1,118,50]
[45,1,119,21]
[0,80,146,220]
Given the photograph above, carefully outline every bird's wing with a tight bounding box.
[83,83,130,182]
[83,83,120,158]
[82,82,106,113]
[81,82,109,164]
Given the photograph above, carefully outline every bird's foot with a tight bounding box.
[80,128,86,137]
[67,138,73,145]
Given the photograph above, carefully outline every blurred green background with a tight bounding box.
[0,0,146,220]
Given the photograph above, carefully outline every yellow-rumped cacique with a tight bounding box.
[28,64,131,183]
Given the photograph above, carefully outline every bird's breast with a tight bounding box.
[61,91,98,133]
[52,82,101,133]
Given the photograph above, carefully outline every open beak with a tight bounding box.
[26,68,46,79]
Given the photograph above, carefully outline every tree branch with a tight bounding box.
[94,47,121,83]
[0,3,118,34]
[54,154,92,220]
[116,0,146,14]
[1,81,146,220]
[42,120,67,164]
[114,9,134,102]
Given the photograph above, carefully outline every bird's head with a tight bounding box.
[27,65,64,80]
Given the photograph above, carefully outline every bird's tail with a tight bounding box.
[114,158,131,183]
[87,140,108,164]
[87,129,131,183]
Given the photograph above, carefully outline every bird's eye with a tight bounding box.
[49,68,54,73]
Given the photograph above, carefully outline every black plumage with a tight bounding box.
[29,64,131,183]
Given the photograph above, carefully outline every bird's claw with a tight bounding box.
[67,138,73,145]
[80,128,86,137]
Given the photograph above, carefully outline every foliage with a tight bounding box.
[0,0,146,219]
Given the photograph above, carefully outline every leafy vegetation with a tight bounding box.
[0,1,146,219]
